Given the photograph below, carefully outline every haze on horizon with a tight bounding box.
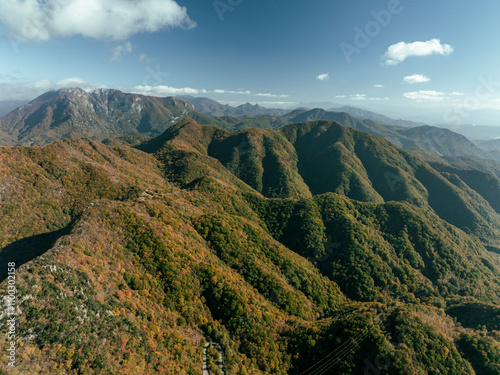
[1,0,500,126]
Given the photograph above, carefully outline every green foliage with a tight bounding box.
[457,333,500,375]
[2,118,500,374]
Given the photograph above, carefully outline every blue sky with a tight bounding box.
[1,0,500,124]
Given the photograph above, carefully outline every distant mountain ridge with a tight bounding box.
[1,89,497,162]
[329,105,425,127]
[177,95,291,117]
[271,108,496,160]
[176,97,497,160]
[177,96,425,127]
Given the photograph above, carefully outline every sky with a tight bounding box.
[1,0,500,125]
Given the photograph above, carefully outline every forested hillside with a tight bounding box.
[0,118,499,374]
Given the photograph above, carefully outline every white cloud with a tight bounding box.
[374,84,384,88]
[339,94,388,101]
[133,85,207,96]
[368,97,390,101]
[56,77,91,88]
[112,42,132,61]
[350,94,366,101]
[255,93,289,98]
[450,91,465,96]
[402,74,430,84]
[382,39,454,66]
[213,89,252,95]
[316,73,330,81]
[403,90,447,102]
[0,0,195,42]
[0,77,95,100]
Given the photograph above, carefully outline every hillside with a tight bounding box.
[204,108,497,160]
[0,118,500,374]
[177,96,496,161]
[139,118,500,249]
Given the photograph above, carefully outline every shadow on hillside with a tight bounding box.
[0,221,74,283]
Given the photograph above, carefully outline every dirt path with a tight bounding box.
[203,340,225,374]
[203,341,209,375]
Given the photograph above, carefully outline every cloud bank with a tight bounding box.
[133,85,207,96]
[0,0,195,42]
[255,93,289,98]
[213,89,252,95]
[0,77,96,100]
[403,74,430,84]
[403,90,447,102]
[382,39,453,66]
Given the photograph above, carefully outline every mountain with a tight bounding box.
[397,125,493,159]
[179,97,423,127]
[329,105,425,127]
[280,110,497,160]
[178,95,290,117]
[0,99,29,117]
[408,148,500,179]
[140,118,500,248]
[1,118,500,374]
[477,138,500,152]
[477,138,500,160]
[0,88,227,146]
[439,124,500,142]
[218,107,498,161]
[0,119,500,375]
[3,90,496,163]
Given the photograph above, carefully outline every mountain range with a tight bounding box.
[177,96,425,128]
[1,113,499,374]
[1,89,498,164]
[177,95,291,117]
